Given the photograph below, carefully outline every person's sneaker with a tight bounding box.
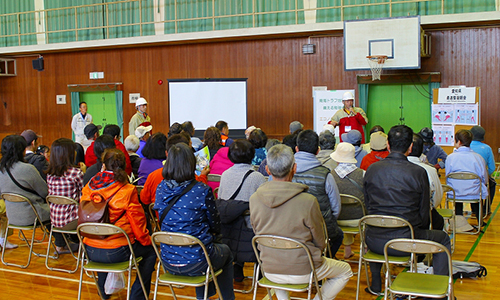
[0,238,18,249]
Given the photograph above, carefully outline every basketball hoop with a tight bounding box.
[366,55,388,81]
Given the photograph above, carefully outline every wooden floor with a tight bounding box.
[0,183,497,299]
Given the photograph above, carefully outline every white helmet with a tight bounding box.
[342,91,354,101]
[135,97,148,107]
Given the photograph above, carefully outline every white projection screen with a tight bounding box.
[168,79,247,130]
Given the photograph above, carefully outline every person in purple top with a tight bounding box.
[137,132,167,186]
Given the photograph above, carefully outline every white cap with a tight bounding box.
[342,91,354,101]
[135,97,148,107]
[322,124,335,135]
[135,125,153,139]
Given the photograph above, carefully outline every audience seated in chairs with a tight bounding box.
[124,135,142,180]
[0,135,50,249]
[250,144,352,300]
[363,125,451,296]
[83,134,116,186]
[445,129,489,225]
[137,132,167,186]
[46,138,82,253]
[317,130,338,171]
[248,128,268,166]
[217,139,266,282]
[154,143,235,300]
[80,148,155,300]
[203,126,223,161]
[330,142,365,259]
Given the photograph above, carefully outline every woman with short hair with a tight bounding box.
[137,132,167,185]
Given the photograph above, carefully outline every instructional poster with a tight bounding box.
[313,89,354,136]
[431,104,454,124]
[454,104,478,125]
[432,124,455,146]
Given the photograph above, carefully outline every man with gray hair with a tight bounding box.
[250,144,352,300]
[317,130,338,171]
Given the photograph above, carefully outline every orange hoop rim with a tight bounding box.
[366,55,388,64]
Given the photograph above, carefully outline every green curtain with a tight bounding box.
[71,92,80,141]
[214,0,254,30]
[106,0,155,38]
[358,83,369,140]
[115,90,124,143]
[255,0,305,27]
[0,1,36,47]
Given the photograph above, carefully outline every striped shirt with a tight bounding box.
[47,167,83,228]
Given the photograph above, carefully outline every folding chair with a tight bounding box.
[207,174,221,182]
[45,195,81,273]
[356,215,414,300]
[76,223,148,300]
[1,193,55,269]
[234,210,258,295]
[151,231,223,300]
[438,185,456,253]
[338,194,366,262]
[446,171,485,233]
[148,203,160,233]
[251,235,323,300]
[384,239,453,300]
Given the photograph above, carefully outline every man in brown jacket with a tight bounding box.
[250,144,352,300]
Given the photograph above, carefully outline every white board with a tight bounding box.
[168,79,247,130]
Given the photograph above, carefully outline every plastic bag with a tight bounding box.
[104,272,126,294]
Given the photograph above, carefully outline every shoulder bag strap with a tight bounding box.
[228,170,254,200]
[345,173,364,193]
[159,180,197,224]
[5,167,42,198]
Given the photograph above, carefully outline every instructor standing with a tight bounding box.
[129,97,151,136]
[330,91,368,143]
[71,102,93,148]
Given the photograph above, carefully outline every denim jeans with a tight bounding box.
[85,242,156,300]
[163,243,235,300]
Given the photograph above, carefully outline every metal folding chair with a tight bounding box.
[446,171,485,233]
[207,174,221,182]
[438,185,456,253]
[1,193,55,269]
[384,239,453,300]
[356,215,414,300]
[45,195,81,273]
[148,203,160,233]
[76,223,148,300]
[251,235,323,300]
[151,231,223,300]
[338,194,366,261]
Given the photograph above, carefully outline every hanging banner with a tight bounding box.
[313,90,355,136]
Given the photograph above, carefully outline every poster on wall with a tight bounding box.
[313,90,355,136]
[432,124,455,146]
[431,104,454,124]
[437,87,476,104]
[454,104,479,125]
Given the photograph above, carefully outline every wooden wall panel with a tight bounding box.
[1,27,500,158]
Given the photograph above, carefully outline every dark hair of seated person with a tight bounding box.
[168,122,182,137]
[369,125,385,135]
[102,124,121,139]
[455,129,473,147]
[181,121,195,137]
[203,127,222,150]
[94,134,116,163]
[101,148,128,184]
[162,143,196,183]
[297,129,319,154]
[228,139,255,164]
[75,143,85,165]
[387,125,413,153]
[142,132,167,160]
[248,128,268,149]
[319,131,336,151]
[282,133,298,153]
[166,133,190,152]
[215,120,228,132]
[47,138,77,177]
[409,134,424,157]
[0,135,27,172]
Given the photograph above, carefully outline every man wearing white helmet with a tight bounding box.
[129,97,151,136]
[329,91,368,143]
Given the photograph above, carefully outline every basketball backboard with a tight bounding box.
[344,16,421,71]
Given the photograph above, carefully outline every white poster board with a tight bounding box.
[437,87,476,104]
[313,90,355,136]
[432,124,455,146]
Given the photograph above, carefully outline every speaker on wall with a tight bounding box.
[32,57,44,71]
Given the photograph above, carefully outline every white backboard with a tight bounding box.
[344,16,421,70]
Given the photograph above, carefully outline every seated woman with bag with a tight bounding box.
[80,148,155,300]
[0,135,50,249]
[154,143,235,300]
[46,138,83,253]
[217,139,266,281]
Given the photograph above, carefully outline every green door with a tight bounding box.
[366,84,431,141]
[80,91,118,135]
